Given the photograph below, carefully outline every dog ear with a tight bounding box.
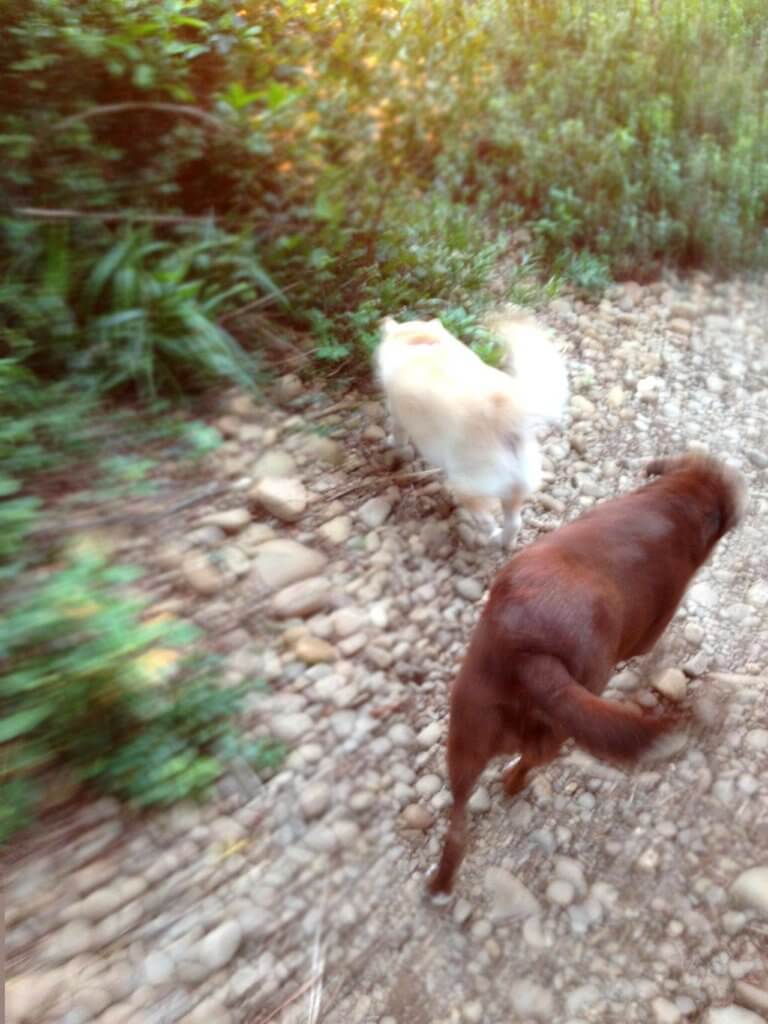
[379,316,398,335]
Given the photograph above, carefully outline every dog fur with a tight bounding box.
[428,453,746,896]
[375,313,568,545]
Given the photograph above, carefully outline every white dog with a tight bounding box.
[375,313,568,545]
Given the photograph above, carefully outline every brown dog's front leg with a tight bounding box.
[428,799,468,900]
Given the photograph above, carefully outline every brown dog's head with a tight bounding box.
[645,452,747,544]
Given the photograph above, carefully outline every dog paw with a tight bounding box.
[425,864,452,905]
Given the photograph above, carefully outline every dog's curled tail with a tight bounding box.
[518,654,676,762]
[488,313,569,426]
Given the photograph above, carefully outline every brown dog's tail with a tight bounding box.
[518,654,677,763]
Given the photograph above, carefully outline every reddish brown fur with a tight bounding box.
[429,454,745,896]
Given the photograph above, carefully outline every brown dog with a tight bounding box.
[428,453,745,897]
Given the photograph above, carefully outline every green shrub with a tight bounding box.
[1,219,281,398]
[0,534,283,843]
[6,0,768,369]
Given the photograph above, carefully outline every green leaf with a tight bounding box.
[0,704,51,743]
[133,64,155,89]
[222,82,262,110]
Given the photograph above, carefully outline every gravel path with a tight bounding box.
[6,272,768,1024]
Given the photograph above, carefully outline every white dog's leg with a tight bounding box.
[386,417,408,449]
[501,485,526,546]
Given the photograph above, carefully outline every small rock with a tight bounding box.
[304,824,338,852]
[462,1000,484,1022]
[669,301,698,320]
[80,986,112,1016]
[734,982,768,1016]
[637,376,664,401]
[747,581,768,608]
[218,544,250,578]
[684,621,705,645]
[250,540,327,590]
[317,515,352,544]
[276,373,303,402]
[228,393,257,418]
[196,921,242,975]
[723,602,752,623]
[338,633,366,657]
[668,318,693,335]
[455,577,484,601]
[745,730,768,752]
[271,713,314,743]
[554,856,587,895]
[251,450,297,479]
[688,581,718,609]
[546,879,575,906]
[607,385,625,408]
[453,899,473,926]
[249,477,308,522]
[651,667,688,702]
[143,951,175,986]
[333,819,360,847]
[331,607,369,638]
[300,782,332,820]
[182,553,226,595]
[6,971,62,1022]
[417,721,442,747]
[294,635,337,664]
[363,424,387,442]
[271,577,331,618]
[702,1007,767,1024]
[389,723,417,747]
[47,921,93,962]
[299,434,343,465]
[509,978,555,1020]
[416,774,443,798]
[730,865,768,918]
[357,497,393,529]
[746,449,768,470]
[200,508,251,533]
[570,395,596,418]
[182,997,233,1024]
[468,786,491,813]
[485,867,540,922]
[652,996,683,1023]
[400,804,434,830]
[565,984,601,1015]
[683,650,712,677]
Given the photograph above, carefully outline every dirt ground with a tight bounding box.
[6,271,768,1024]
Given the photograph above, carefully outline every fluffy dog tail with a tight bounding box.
[488,312,569,426]
[517,654,676,763]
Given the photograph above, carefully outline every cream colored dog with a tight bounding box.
[375,313,568,545]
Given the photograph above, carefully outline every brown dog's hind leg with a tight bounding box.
[428,704,501,900]
[502,729,565,797]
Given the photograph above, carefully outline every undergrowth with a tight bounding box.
[5,0,767,376]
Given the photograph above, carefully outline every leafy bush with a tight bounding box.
[0,534,283,843]
[1,218,281,398]
[6,0,767,376]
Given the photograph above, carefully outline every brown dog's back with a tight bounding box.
[429,454,745,897]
